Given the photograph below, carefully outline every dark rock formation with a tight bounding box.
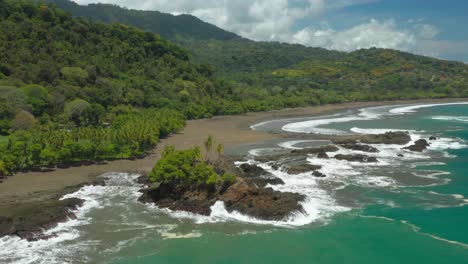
[312,171,326,178]
[429,136,438,141]
[239,163,268,177]
[286,164,321,174]
[332,132,411,145]
[334,154,378,163]
[403,139,430,152]
[249,177,285,188]
[138,178,304,221]
[0,198,84,241]
[317,152,330,159]
[340,143,379,153]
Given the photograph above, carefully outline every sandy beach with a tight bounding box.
[0,98,466,212]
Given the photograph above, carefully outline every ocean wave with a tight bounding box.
[350,127,420,134]
[401,220,468,249]
[431,115,468,123]
[389,102,468,115]
[0,173,142,264]
[278,140,331,150]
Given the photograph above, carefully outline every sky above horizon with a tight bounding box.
[73,0,468,62]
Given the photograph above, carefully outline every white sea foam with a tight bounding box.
[389,102,468,114]
[431,115,468,123]
[282,115,364,134]
[248,148,282,156]
[0,173,142,264]
[160,232,202,240]
[278,140,330,150]
[350,127,419,134]
[428,137,468,150]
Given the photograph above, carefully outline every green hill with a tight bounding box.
[45,0,468,100]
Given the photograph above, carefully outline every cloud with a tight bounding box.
[291,19,425,52]
[73,0,440,55]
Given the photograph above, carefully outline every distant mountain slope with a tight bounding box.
[45,0,342,75]
[45,0,241,41]
[41,0,468,101]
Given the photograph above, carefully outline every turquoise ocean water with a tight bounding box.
[1,103,467,264]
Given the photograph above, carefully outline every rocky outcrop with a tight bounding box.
[286,164,321,174]
[334,154,378,163]
[317,152,330,159]
[239,163,268,177]
[138,178,304,221]
[403,139,430,152]
[429,136,438,141]
[332,132,411,145]
[237,163,284,187]
[0,198,84,241]
[312,171,326,178]
[340,143,379,153]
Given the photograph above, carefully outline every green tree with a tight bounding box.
[204,135,214,161]
[11,110,36,131]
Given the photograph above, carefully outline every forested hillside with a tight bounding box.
[46,0,468,100]
[1,0,468,175]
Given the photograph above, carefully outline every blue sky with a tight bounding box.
[73,0,468,62]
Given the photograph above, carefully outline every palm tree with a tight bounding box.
[204,135,214,161]
[216,143,224,159]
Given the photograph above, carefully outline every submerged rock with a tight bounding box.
[429,136,438,141]
[403,139,430,152]
[334,154,378,163]
[286,164,321,174]
[340,143,379,153]
[312,171,326,178]
[317,152,330,159]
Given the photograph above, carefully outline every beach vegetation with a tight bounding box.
[149,146,236,185]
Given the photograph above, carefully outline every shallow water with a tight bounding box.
[1,102,468,264]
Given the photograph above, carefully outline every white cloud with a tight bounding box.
[73,0,440,55]
[291,19,424,52]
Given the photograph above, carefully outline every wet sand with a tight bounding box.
[0,98,466,205]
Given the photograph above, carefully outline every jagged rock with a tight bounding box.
[317,152,330,159]
[220,179,304,220]
[429,136,438,141]
[239,164,268,177]
[340,143,379,153]
[334,154,378,163]
[403,139,430,152]
[0,198,84,241]
[139,178,304,221]
[397,154,404,157]
[291,145,339,155]
[286,164,322,174]
[312,171,326,178]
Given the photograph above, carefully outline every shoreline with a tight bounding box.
[0,98,467,238]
